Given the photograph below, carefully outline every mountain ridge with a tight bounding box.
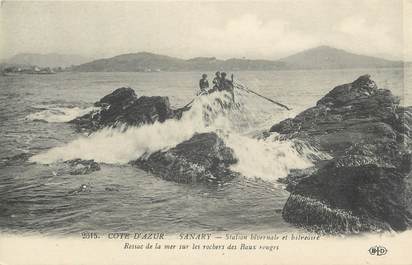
[72,46,403,72]
[72,51,285,72]
[9,46,404,71]
[280,45,403,69]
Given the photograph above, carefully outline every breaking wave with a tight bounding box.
[224,134,315,181]
[26,105,98,123]
[30,90,323,181]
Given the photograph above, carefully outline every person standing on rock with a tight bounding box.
[220,72,235,102]
[199,74,209,95]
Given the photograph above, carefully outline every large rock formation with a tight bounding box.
[272,75,412,233]
[69,87,188,131]
[132,132,238,184]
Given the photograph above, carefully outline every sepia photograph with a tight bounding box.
[0,0,411,264]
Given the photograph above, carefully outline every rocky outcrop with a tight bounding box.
[132,132,238,184]
[69,87,188,131]
[272,75,412,233]
[69,87,237,185]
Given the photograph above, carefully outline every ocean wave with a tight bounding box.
[26,106,98,123]
[222,133,314,182]
[30,94,213,164]
[30,91,320,181]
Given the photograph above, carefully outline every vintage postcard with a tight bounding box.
[0,0,411,264]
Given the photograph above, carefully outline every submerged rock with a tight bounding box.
[69,87,188,131]
[68,184,92,195]
[65,159,100,175]
[132,132,238,184]
[271,75,412,233]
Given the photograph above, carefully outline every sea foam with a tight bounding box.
[26,106,98,123]
[30,91,319,181]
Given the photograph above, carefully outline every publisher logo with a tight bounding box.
[369,245,388,256]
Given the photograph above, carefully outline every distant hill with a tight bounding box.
[72,52,285,72]
[71,46,403,72]
[279,46,403,69]
[7,53,91,68]
[73,52,187,72]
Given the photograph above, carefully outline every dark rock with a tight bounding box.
[105,186,120,192]
[316,74,378,107]
[132,132,238,184]
[69,87,188,131]
[270,75,412,233]
[65,159,100,175]
[283,159,411,232]
[282,194,391,233]
[95,87,137,107]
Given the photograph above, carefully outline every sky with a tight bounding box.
[1,0,411,61]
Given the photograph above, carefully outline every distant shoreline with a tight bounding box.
[4,46,407,74]
[69,66,408,73]
[2,66,409,76]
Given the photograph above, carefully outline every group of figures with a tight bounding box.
[198,71,235,101]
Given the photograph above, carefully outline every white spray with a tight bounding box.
[26,106,98,123]
[31,90,320,181]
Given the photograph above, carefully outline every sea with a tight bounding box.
[0,68,410,235]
